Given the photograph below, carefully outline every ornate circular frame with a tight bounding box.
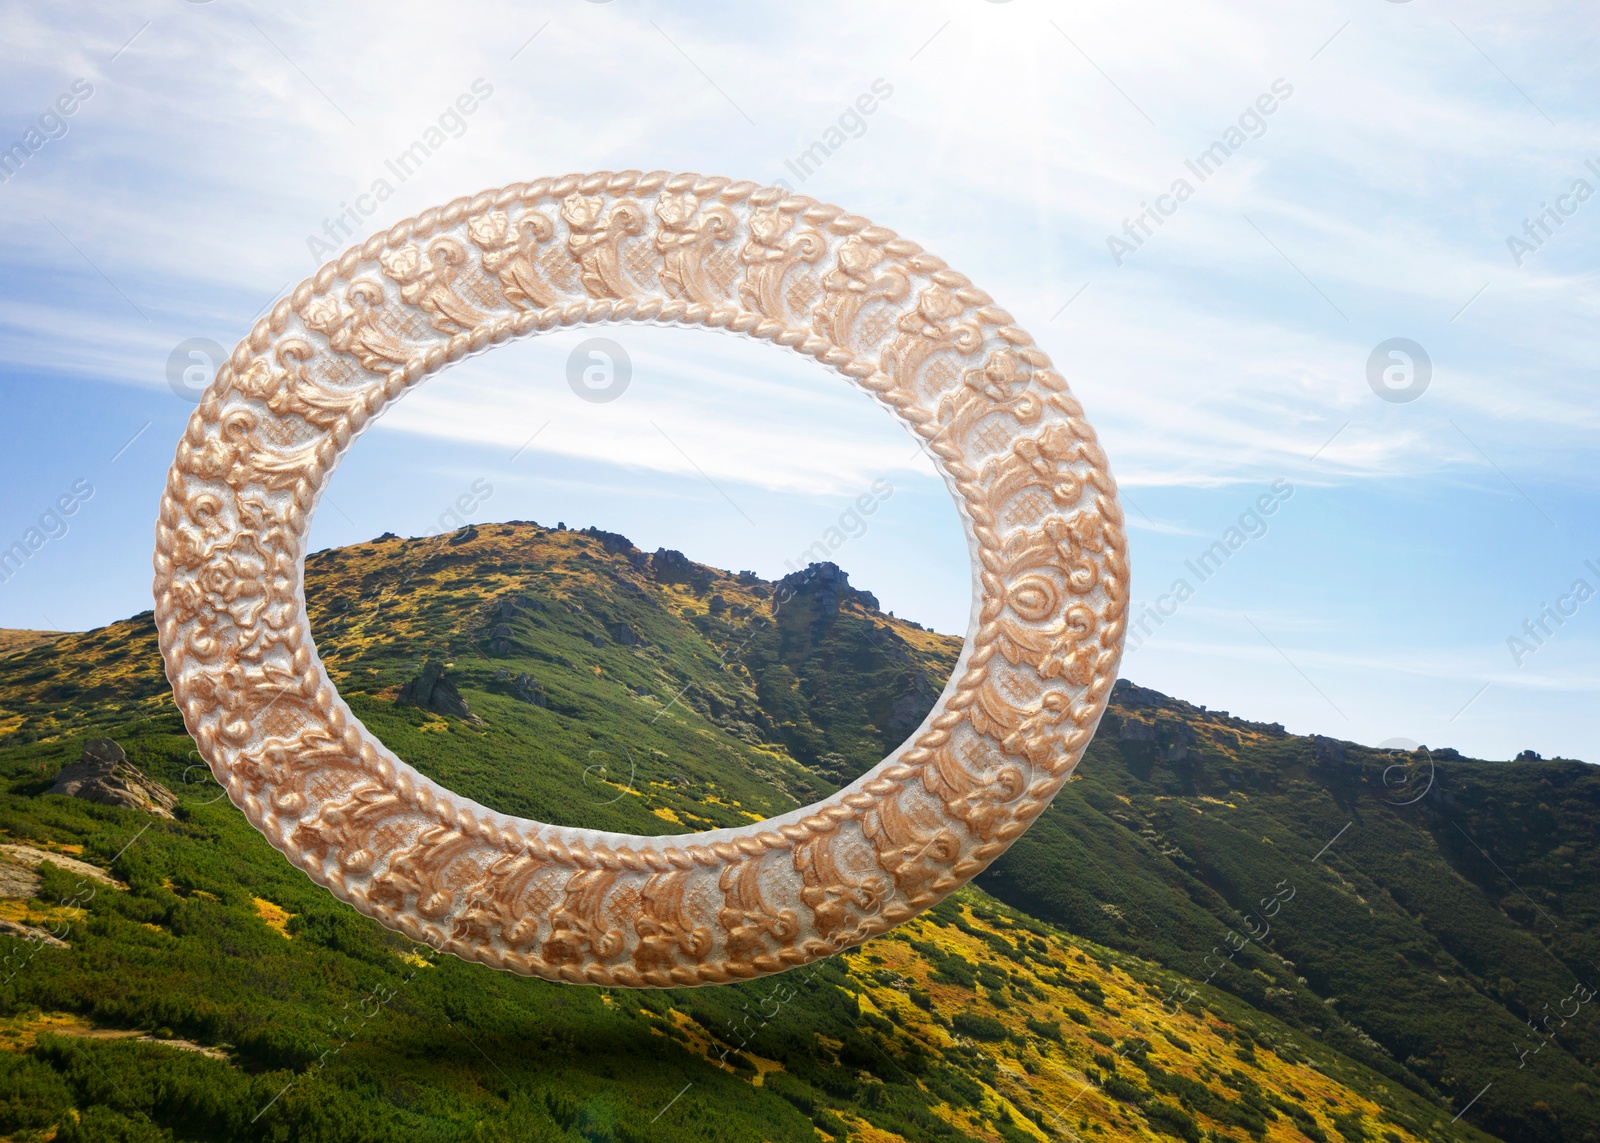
[153,171,1128,986]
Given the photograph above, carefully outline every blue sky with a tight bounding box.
[0,0,1595,764]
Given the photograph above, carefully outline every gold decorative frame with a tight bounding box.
[152,171,1128,986]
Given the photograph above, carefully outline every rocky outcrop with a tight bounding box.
[1118,717,1157,743]
[1311,735,1350,764]
[397,661,483,723]
[648,547,693,582]
[1111,678,1164,709]
[0,919,68,949]
[49,739,176,819]
[515,673,547,707]
[485,596,547,655]
[491,668,549,707]
[648,548,712,593]
[886,672,939,739]
[513,674,546,707]
[0,842,122,952]
[581,527,635,555]
[779,562,881,612]
[0,854,39,900]
[0,843,119,889]
[605,621,640,646]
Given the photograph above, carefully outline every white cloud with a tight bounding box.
[2,0,1596,759]
[4,0,1596,495]
[369,324,933,498]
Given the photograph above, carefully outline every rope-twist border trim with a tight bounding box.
[153,170,1129,985]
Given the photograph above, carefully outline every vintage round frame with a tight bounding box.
[153,171,1128,986]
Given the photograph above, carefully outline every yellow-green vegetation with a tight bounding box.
[982,684,1600,1143]
[252,898,293,939]
[654,889,1450,1143]
[0,521,1590,1141]
[0,631,62,661]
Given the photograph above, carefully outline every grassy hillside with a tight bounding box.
[979,685,1600,1143]
[0,634,61,663]
[0,723,1472,1143]
[0,521,1590,1141]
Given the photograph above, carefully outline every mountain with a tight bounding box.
[981,686,1600,1143]
[0,520,1592,1142]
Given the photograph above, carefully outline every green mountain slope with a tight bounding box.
[978,685,1600,1143]
[0,521,1590,1142]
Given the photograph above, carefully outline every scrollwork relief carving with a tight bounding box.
[152,171,1127,986]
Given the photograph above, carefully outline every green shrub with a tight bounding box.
[0,1052,72,1133]
[1144,1099,1202,1142]
[1025,1017,1061,1042]
[951,1013,1008,1042]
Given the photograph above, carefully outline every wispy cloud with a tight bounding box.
[1,0,1595,760]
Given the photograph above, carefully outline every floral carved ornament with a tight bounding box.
[153,172,1129,986]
